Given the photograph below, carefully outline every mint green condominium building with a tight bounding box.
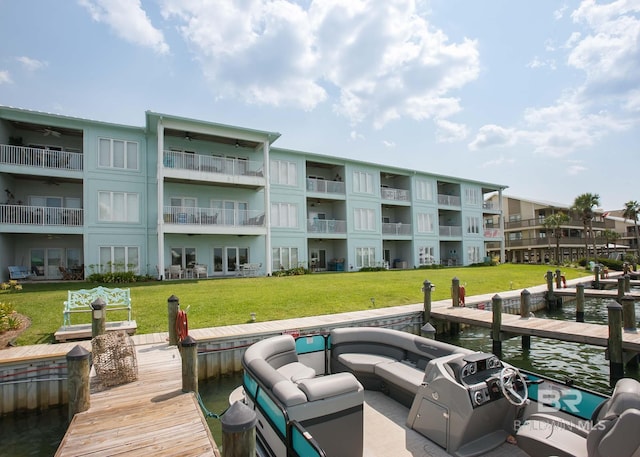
[0,106,506,281]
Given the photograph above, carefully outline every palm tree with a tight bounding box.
[571,193,600,261]
[623,200,640,257]
[542,212,570,264]
[602,229,620,257]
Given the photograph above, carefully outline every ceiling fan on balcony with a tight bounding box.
[41,127,61,137]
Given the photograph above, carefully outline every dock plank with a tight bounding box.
[55,343,220,457]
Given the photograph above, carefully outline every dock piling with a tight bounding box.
[576,284,585,323]
[492,294,502,359]
[66,345,91,422]
[621,294,637,332]
[222,400,257,457]
[451,277,460,307]
[607,302,624,387]
[180,335,198,393]
[520,290,531,351]
[90,298,106,337]
[168,295,180,346]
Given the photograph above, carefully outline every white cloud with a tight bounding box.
[382,140,396,148]
[468,125,517,151]
[350,130,365,141]
[480,155,515,168]
[554,5,569,20]
[527,57,556,70]
[435,119,467,143]
[160,0,480,126]
[566,161,586,175]
[79,0,169,54]
[471,0,639,158]
[0,71,11,84]
[16,56,47,72]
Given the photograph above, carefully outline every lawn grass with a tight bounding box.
[1,264,589,346]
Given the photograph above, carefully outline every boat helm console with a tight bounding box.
[407,351,527,457]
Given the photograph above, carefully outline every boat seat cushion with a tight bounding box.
[277,361,316,383]
[337,353,397,374]
[516,413,589,457]
[298,372,362,401]
[272,379,308,406]
[374,361,425,395]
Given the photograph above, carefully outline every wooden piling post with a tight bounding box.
[66,345,91,422]
[180,335,198,393]
[625,274,631,293]
[621,294,636,332]
[545,270,557,311]
[607,301,624,387]
[90,297,106,338]
[576,284,585,323]
[492,294,502,359]
[222,400,257,457]
[168,295,180,346]
[423,279,433,324]
[555,269,562,289]
[593,264,601,289]
[617,278,625,301]
[520,290,531,351]
[451,277,460,307]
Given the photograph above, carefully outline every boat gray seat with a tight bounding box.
[330,327,473,406]
[516,378,640,457]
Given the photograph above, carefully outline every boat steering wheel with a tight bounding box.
[499,367,528,406]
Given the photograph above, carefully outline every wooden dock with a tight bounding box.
[429,304,640,352]
[555,288,640,299]
[55,341,220,457]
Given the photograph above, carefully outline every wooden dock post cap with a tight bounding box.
[66,345,90,360]
[168,295,179,302]
[180,335,197,347]
[90,297,106,309]
[221,400,257,433]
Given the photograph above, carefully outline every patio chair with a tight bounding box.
[59,266,74,280]
[194,264,208,278]
[168,265,183,279]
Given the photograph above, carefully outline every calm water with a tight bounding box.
[3,295,639,455]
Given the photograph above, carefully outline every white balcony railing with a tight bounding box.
[0,144,83,171]
[0,204,83,226]
[163,206,265,227]
[439,225,462,237]
[380,187,410,202]
[438,194,461,206]
[382,222,412,235]
[307,218,347,234]
[306,178,345,195]
[163,151,263,177]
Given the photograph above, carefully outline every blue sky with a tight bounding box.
[1,0,638,210]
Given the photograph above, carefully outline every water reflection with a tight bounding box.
[0,406,67,456]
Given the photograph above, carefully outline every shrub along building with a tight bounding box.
[0,105,507,281]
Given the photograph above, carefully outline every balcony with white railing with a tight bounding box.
[382,222,412,236]
[306,178,345,196]
[163,206,265,228]
[0,204,83,226]
[0,144,83,172]
[380,187,410,202]
[439,225,463,237]
[306,218,347,235]
[163,151,264,185]
[438,194,461,207]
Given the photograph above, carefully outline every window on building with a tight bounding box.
[416,180,434,201]
[509,232,522,240]
[170,247,197,268]
[417,213,435,233]
[464,187,481,206]
[271,202,299,228]
[354,208,375,231]
[467,246,481,264]
[270,160,297,186]
[355,247,376,268]
[98,191,139,222]
[467,216,480,234]
[272,247,299,271]
[352,171,374,194]
[418,246,436,265]
[99,246,139,273]
[509,214,521,222]
[99,138,139,170]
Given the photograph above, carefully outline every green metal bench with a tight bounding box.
[63,286,132,328]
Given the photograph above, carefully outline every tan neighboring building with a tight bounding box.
[484,195,635,264]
